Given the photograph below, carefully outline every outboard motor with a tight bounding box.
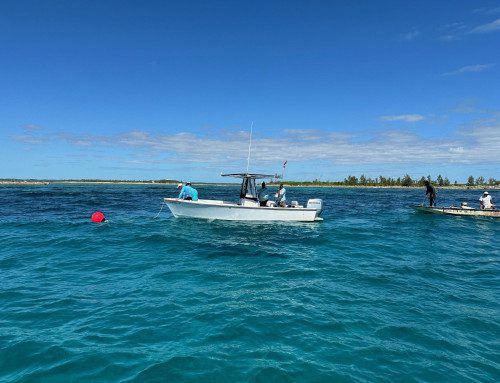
[307,199,323,216]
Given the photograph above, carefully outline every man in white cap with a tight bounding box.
[177,182,198,201]
[479,191,494,209]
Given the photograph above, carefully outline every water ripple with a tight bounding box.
[0,185,498,382]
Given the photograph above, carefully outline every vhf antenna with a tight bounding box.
[246,121,253,173]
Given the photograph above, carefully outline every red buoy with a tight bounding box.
[91,211,106,223]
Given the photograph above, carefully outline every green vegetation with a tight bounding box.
[1,175,498,188]
[276,174,499,187]
[0,179,180,184]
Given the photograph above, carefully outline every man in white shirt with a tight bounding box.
[275,183,287,207]
[479,191,494,209]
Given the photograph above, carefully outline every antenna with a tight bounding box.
[246,122,253,173]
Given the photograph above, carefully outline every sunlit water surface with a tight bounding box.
[0,184,498,382]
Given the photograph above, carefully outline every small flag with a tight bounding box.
[283,160,288,168]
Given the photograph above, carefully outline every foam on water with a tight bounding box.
[0,184,498,382]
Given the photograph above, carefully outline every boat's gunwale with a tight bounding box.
[411,205,499,217]
[164,197,319,212]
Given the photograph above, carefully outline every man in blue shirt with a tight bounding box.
[177,182,198,201]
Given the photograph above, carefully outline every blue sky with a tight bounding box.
[1,0,499,182]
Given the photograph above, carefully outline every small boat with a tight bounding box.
[412,205,500,218]
[164,173,324,222]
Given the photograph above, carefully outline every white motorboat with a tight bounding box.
[412,205,499,218]
[164,173,324,222]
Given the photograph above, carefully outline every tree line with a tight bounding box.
[281,175,498,187]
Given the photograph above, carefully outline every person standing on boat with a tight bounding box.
[177,182,198,201]
[258,182,269,207]
[275,183,287,207]
[424,180,436,206]
[479,191,494,209]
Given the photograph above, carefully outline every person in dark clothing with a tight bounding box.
[424,180,436,206]
[258,182,269,207]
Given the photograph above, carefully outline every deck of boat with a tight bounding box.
[412,205,499,218]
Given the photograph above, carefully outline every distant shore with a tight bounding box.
[0,179,497,190]
[281,184,499,190]
[0,180,178,185]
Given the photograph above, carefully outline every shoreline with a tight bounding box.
[0,180,497,190]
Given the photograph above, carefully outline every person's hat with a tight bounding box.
[177,183,183,188]
[186,181,191,186]
[483,191,489,195]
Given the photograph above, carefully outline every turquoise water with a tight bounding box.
[1,184,498,382]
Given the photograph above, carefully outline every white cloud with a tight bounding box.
[449,146,464,153]
[400,29,420,41]
[439,18,500,40]
[11,121,500,168]
[21,124,42,131]
[380,114,425,122]
[474,7,500,15]
[283,129,318,135]
[438,22,468,41]
[450,99,484,114]
[443,63,495,76]
[469,18,500,33]
[12,135,45,144]
[283,129,322,141]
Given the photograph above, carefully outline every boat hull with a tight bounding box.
[164,198,322,222]
[412,205,500,218]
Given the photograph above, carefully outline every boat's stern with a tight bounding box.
[307,199,323,218]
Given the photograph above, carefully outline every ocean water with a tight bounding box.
[0,184,498,382]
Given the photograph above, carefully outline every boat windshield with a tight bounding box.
[240,177,257,200]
